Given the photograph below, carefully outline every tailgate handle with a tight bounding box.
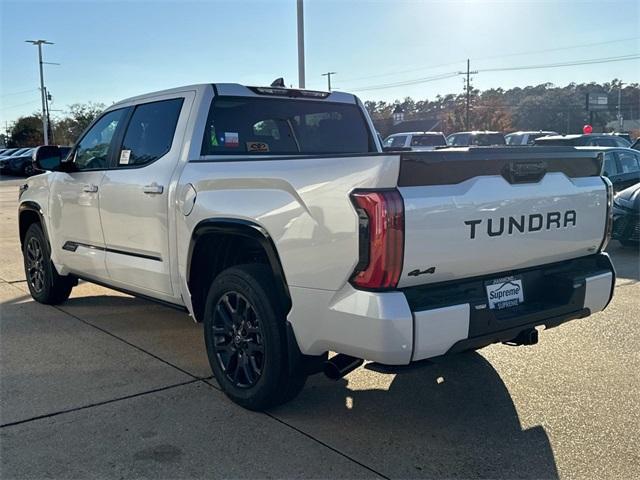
[503,161,546,184]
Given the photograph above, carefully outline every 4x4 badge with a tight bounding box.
[408,267,436,277]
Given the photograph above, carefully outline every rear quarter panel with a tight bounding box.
[177,155,400,291]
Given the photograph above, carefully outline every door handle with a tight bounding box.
[143,183,164,195]
[82,184,98,193]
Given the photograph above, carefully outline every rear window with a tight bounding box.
[201,97,374,156]
[384,135,407,148]
[471,133,505,146]
[410,135,446,147]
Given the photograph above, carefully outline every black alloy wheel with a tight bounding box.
[212,291,265,388]
[25,236,46,293]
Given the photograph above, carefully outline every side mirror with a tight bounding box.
[33,145,62,171]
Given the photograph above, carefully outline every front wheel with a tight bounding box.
[23,223,74,304]
[203,264,306,410]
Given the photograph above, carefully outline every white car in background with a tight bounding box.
[383,131,447,151]
[505,131,558,145]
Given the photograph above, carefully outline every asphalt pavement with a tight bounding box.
[1,175,638,479]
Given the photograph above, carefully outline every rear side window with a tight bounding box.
[202,96,374,156]
[616,151,640,173]
[120,98,184,166]
[411,135,446,147]
[384,135,407,148]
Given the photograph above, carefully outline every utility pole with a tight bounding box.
[25,39,53,145]
[617,82,624,131]
[457,59,477,130]
[44,87,53,143]
[321,71,336,91]
[296,0,305,88]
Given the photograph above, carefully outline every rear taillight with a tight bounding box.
[350,190,404,290]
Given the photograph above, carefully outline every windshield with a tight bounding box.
[201,96,374,156]
[411,135,446,147]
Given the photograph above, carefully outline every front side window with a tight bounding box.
[119,98,184,167]
[74,109,126,170]
[201,96,374,156]
[616,151,640,173]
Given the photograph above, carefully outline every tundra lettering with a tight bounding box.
[20,83,614,410]
[465,210,578,239]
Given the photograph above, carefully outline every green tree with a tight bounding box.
[53,102,106,145]
[9,116,43,147]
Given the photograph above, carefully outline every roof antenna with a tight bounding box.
[270,77,285,87]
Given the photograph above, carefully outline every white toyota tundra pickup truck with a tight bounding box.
[20,83,615,410]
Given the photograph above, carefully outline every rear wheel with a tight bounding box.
[23,223,74,304]
[203,264,306,410]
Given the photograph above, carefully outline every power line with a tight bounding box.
[479,54,640,72]
[0,99,41,112]
[340,36,640,84]
[0,88,39,99]
[351,54,640,92]
[351,72,459,92]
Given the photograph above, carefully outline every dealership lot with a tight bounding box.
[0,176,638,479]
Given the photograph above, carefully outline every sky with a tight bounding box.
[1,0,639,127]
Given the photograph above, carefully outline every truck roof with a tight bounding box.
[112,83,357,108]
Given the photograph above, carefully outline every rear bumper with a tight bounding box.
[288,253,615,365]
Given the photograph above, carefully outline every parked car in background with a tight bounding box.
[576,147,640,193]
[0,149,36,176]
[505,131,558,145]
[534,134,631,147]
[611,183,639,247]
[383,131,447,151]
[0,147,30,160]
[0,146,72,176]
[447,131,506,146]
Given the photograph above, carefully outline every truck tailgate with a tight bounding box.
[397,148,608,288]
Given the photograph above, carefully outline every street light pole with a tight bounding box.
[296,0,305,88]
[321,71,336,91]
[25,39,53,145]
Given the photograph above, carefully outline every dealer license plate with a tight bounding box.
[485,276,524,310]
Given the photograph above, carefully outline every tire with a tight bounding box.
[203,264,306,410]
[23,223,74,304]
[22,162,35,176]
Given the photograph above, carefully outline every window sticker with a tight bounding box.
[224,132,239,147]
[119,149,131,164]
[247,141,269,153]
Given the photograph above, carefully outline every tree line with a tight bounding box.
[3,80,638,147]
[4,102,106,147]
[365,79,639,137]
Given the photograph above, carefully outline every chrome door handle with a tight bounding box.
[143,183,164,194]
[82,184,98,193]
